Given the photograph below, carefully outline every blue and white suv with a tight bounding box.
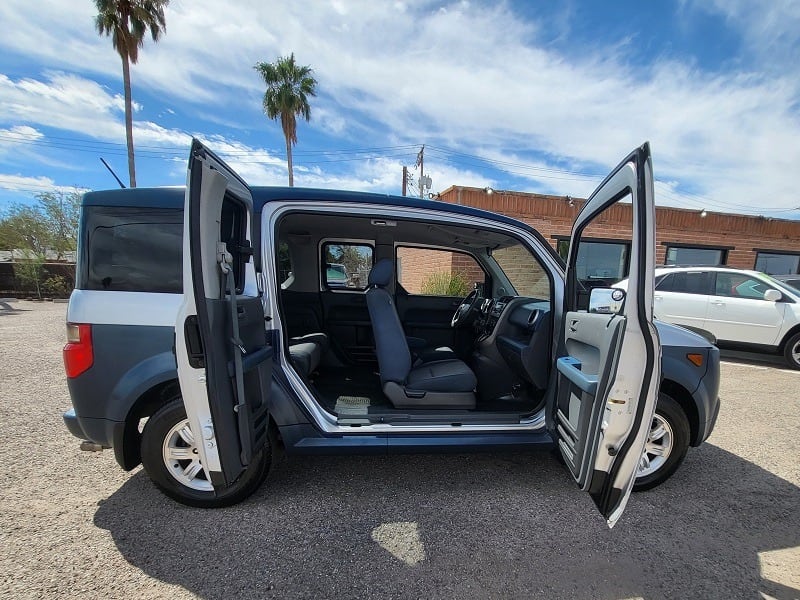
[63,141,719,526]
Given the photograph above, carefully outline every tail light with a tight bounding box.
[64,323,93,378]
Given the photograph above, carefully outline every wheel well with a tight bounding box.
[121,380,283,470]
[119,379,181,470]
[779,324,800,352]
[659,379,700,447]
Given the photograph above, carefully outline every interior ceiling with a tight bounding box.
[278,212,517,251]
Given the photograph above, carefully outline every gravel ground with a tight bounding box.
[1,300,798,599]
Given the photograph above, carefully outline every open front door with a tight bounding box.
[175,139,272,491]
[550,143,660,527]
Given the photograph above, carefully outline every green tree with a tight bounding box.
[94,0,169,187]
[254,54,318,187]
[0,191,82,257]
[14,253,46,299]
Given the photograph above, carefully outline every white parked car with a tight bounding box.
[617,266,800,369]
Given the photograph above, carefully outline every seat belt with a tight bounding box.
[218,243,253,465]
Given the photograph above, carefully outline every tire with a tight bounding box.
[783,331,800,370]
[140,397,271,508]
[633,392,690,492]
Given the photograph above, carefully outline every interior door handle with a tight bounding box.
[569,319,579,333]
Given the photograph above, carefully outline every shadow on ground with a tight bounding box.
[719,348,790,369]
[94,446,799,599]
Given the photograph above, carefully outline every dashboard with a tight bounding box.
[476,295,552,390]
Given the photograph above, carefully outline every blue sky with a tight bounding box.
[1,0,799,218]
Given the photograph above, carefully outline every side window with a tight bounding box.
[220,197,248,293]
[321,242,373,290]
[83,207,183,293]
[655,274,673,291]
[396,247,485,296]
[715,273,776,300]
[277,241,292,287]
[492,243,551,299]
[670,271,711,294]
[557,238,630,288]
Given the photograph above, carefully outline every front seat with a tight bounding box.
[365,259,476,409]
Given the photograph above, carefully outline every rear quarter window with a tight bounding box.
[80,207,183,293]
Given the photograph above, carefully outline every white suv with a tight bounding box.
[619,266,800,369]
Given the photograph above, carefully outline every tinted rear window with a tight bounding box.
[80,207,183,293]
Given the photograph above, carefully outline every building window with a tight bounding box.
[556,238,630,287]
[664,245,727,266]
[754,251,800,275]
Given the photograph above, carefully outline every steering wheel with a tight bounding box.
[451,289,482,328]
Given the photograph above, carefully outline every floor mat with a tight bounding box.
[334,395,373,415]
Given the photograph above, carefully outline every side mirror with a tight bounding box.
[589,287,626,314]
[764,289,782,302]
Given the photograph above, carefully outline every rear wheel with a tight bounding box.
[633,392,690,491]
[140,397,271,507]
[783,332,800,370]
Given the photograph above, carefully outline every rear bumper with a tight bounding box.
[63,409,129,468]
[63,408,88,440]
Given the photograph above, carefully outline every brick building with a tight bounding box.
[435,185,800,277]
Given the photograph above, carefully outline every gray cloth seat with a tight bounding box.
[288,333,328,376]
[406,359,477,392]
[365,259,476,409]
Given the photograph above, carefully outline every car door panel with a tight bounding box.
[706,297,785,345]
[280,290,324,337]
[320,291,375,364]
[655,291,710,330]
[175,139,272,491]
[556,312,625,483]
[706,273,786,345]
[549,142,660,527]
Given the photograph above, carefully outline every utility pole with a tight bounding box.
[416,145,431,198]
[416,145,425,198]
[402,166,408,196]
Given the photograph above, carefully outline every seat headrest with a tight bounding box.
[368,258,393,288]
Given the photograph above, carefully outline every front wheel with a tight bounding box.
[783,332,800,370]
[140,397,271,507]
[633,393,690,492]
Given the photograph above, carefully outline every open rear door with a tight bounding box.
[551,143,660,527]
[175,139,272,491]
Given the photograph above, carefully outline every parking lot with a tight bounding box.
[0,300,798,599]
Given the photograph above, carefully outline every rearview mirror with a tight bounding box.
[764,289,782,302]
[589,287,626,314]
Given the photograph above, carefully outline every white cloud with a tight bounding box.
[0,125,43,142]
[0,1,798,214]
[0,173,86,195]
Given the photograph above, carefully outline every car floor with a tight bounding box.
[309,365,544,416]
[309,366,391,414]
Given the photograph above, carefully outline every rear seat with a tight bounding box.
[288,333,329,377]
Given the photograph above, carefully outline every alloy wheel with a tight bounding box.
[162,419,213,491]
[638,413,674,478]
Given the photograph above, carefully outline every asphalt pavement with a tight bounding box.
[1,301,798,599]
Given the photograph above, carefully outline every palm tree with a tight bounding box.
[254,54,318,187]
[94,0,169,188]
